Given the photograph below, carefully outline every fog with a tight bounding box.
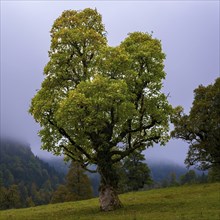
[1,1,219,165]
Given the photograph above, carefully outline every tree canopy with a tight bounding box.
[172,77,220,179]
[29,8,173,210]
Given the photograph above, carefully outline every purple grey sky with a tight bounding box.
[1,1,219,165]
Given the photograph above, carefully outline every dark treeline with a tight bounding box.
[0,138,64,209]
[148,161,208,188]
[151,169,208,188]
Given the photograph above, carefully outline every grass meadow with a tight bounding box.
[0,183,219,220]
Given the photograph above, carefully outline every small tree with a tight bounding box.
[208,166,220,182]
[172,78,220,180]
[26,197,35,207]
[1,185,22,209]
[0,186,8,210]
[31,183,41,205]
[169,172,179,187]
[120,150,152,192]
[29,8,173,210]
[51,161,93,203]
[65,162,93,201]
[180,170,197,185]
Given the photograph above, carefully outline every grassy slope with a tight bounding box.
[0,183,219,220]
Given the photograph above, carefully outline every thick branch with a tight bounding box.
[47,118,93,162]
[112,118,157,146]
[111,134,160,163]
[63,150,97,173]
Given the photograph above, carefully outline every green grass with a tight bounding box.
[1,183,220,220]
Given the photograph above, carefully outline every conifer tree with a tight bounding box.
[51,161,93,203]
[65,162,93,201]
[119,150,152,192]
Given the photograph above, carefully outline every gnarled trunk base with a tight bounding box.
[99,185,122,211]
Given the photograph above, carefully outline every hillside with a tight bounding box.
[0,139,64,186]
[0,138,65,208]
[0,183,219,220]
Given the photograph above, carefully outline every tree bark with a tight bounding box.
[97,156,122,211]
[99,184,122,211]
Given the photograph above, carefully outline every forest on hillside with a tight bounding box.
[0,139,64,209]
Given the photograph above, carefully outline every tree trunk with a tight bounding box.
[97,157,122,211]
[99,184,122,211]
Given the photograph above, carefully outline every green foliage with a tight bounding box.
[0,183,219,220]
[180,170,197,185]
[172,78,220,179]
[0,185,21,210]
[118,150,152,192]
[0,186,9,209]
[169,172,179,187]
[29,8,173,197]
[51,162,93,203]
[208,166,220,182]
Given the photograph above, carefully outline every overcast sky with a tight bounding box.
[1,1,219,165]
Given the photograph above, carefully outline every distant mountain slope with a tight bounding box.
[45,157,70,175]
[0,138,65,209]
[148,160,187,182]
[0,138,64,188]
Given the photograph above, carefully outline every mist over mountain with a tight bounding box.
[0,137,65,209]
[148,160,187,182]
